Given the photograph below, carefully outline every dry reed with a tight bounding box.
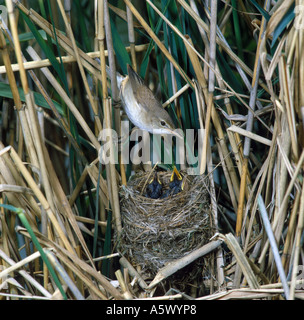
[0,0,302,300]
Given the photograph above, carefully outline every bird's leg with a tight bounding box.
[112,99,121,109]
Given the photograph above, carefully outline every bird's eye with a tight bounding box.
[160,120,166,127]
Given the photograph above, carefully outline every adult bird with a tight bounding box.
[107,64,183,139]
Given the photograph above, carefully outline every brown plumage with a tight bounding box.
[118,64,183,138]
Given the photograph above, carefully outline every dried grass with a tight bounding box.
[0,0,303,300]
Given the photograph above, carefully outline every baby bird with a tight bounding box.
[146,171,163,199]
[161,167,184,198]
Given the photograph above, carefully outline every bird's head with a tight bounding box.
[149,109,184,139]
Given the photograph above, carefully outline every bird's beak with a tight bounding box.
[165,129,184,140]
[172,166,183,181]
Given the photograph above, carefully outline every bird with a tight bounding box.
[168,166,184,195]
[145,171,163,199]
[107,64,183,139]
[161,166,184,198]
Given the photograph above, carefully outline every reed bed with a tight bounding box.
[0,0,303,300]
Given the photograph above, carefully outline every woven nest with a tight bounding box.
[117,170,214,279]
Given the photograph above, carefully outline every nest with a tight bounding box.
[117,170,214,281]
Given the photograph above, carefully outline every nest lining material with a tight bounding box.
[118,170,214,276]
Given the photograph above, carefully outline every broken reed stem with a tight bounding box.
[97,0,108,98]
[208,0,217,93]
[179,36,241,203]
[45,249,85,300]
[25,90,58,235]
[0,31,23,111]
[177,0,256,85]
[184,36,207,174]
[26,47,100,151]
[200,0,217,176]
[5,7,69,272]
[104,0,120,108]
[5,146,75,255]
[0,250,41,279]
[126,5,137,70]
[104,98,122,234]
[224,233,260,289]
[0,248,52,298]
[119,256,148,290]
[235,158,248,239]
[288,174,304,299]
[236,0,270,246]
[147,240,222,289]
[163,83,191,108]
[1,8,39,167]
[125,0,191,85]
[75,215,107,228]
[14,1,102,79]
[25,60,86,164]
[281,191,300,271]
[0,46,149,74]
[228,125,272,146]
[101,0,123,231]
[257,195,290,299]
[115,269,132,299]
[207,144,225,289]
[41,140,95,265]
[15,225,121,299]
[5,0,29,94]
[56,0,102,133]
[103,0,127,185]
[11,36,59,222]
[279,56,299,161]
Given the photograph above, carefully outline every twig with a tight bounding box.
[257,194,289,299]
[0,248,52,298]
[119,256,148,290]
[26,47,100,151]
[147,240,222,289]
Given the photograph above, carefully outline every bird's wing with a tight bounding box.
[127,64,145,90]
[136,86,160,112]
[127,64,164,114]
